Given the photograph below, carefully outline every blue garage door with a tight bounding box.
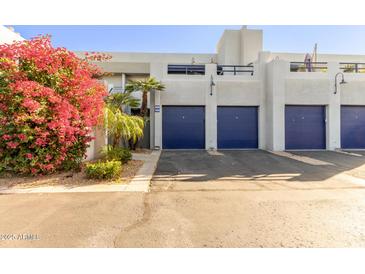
[162,106,205,149]
[341,106,365,149]
[285,105,326,149]
[217,106,258,149]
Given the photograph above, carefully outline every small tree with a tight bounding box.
[104,91,144,149]
[125,77,165,117]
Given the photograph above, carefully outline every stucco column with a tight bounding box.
[149,90,156,149]
[257,51,271,149]
[93,126,107,158]
[150,63,164,149]
[327,62,341,150]
[205,64,218,150]
[266,59,288,151]
[121,73,126,91]
[152,90,162,149]
[86,81,109,160]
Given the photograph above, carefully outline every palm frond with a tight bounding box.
[104,106,144,144]
[106,92,140,109]
[125,77,165,93]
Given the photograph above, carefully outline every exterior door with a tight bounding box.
[341,106,365,149]
[217,106,258,149]
[162,106,205,149]
[285,105,326,149]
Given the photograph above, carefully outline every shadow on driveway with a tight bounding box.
[152,150,365,190]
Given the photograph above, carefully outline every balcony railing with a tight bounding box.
[217,65,254,76]
[340,62,365,73]
[290,62,328,72]
[167,64,205,75]
[109,87,123,94]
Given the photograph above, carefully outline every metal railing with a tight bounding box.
[290,62,328,72]
[340,62,365,73]
[109,87,124,94]
[167,64,205,75]
[217,65,254,76]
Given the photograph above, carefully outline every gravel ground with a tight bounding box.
[0,160,143,189]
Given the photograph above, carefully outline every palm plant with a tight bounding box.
[104,105,144,148]
[105,91,140,110]
[104,89,144,149]
[125,77,165,117]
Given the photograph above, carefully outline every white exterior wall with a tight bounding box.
[149,62,263,150]
[100,52,365,152]
[150,62,164,149]
[217,30,241,65]
[92,26,365,154]
[217,26,263,65]
[265,60,287,151]
[270,52,365,63]
[341,76,365,104]
[216,80,260,105]
[265,60,365,151]
[240,27,263,65]
[5,25,365,155]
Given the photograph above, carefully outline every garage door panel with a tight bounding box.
[217,106,258,149]
[162,106,205,149]
[285,105,326,150]
[341,106,365,149]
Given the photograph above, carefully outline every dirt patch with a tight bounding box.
[0,160,144,189]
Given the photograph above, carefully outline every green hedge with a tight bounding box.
[85,160,122,179]
[101,146,132,164]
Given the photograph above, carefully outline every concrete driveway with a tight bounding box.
[152,150,365,191]
[2,150,365,247]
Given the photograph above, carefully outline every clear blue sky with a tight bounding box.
[11,25,365,54]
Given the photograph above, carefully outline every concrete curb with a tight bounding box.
[0,150,161,194]
[127,150,161,192]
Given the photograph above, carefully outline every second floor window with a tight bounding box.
[167,64,205,75]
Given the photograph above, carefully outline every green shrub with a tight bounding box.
[101,146,132,164]
[85,160,122,179]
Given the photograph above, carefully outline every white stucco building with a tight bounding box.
[82,26,365,155]
[2,25,365,157]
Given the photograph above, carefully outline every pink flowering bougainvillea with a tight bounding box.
[0,36,109,174]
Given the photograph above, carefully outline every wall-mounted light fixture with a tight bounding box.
[334,72,347,94]
[210,75,215,96]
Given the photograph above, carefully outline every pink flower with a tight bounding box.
[2,134,11,141]
[26,153,33,159]
[0,103,7,111]
[44,164,54,171]
[45,154,52,162]
[18,133,27,141]
[22,98,40,113]
[7,141,19,149]
[35,138,46,146]
[47,121,58,130]
[33,117,46,124]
